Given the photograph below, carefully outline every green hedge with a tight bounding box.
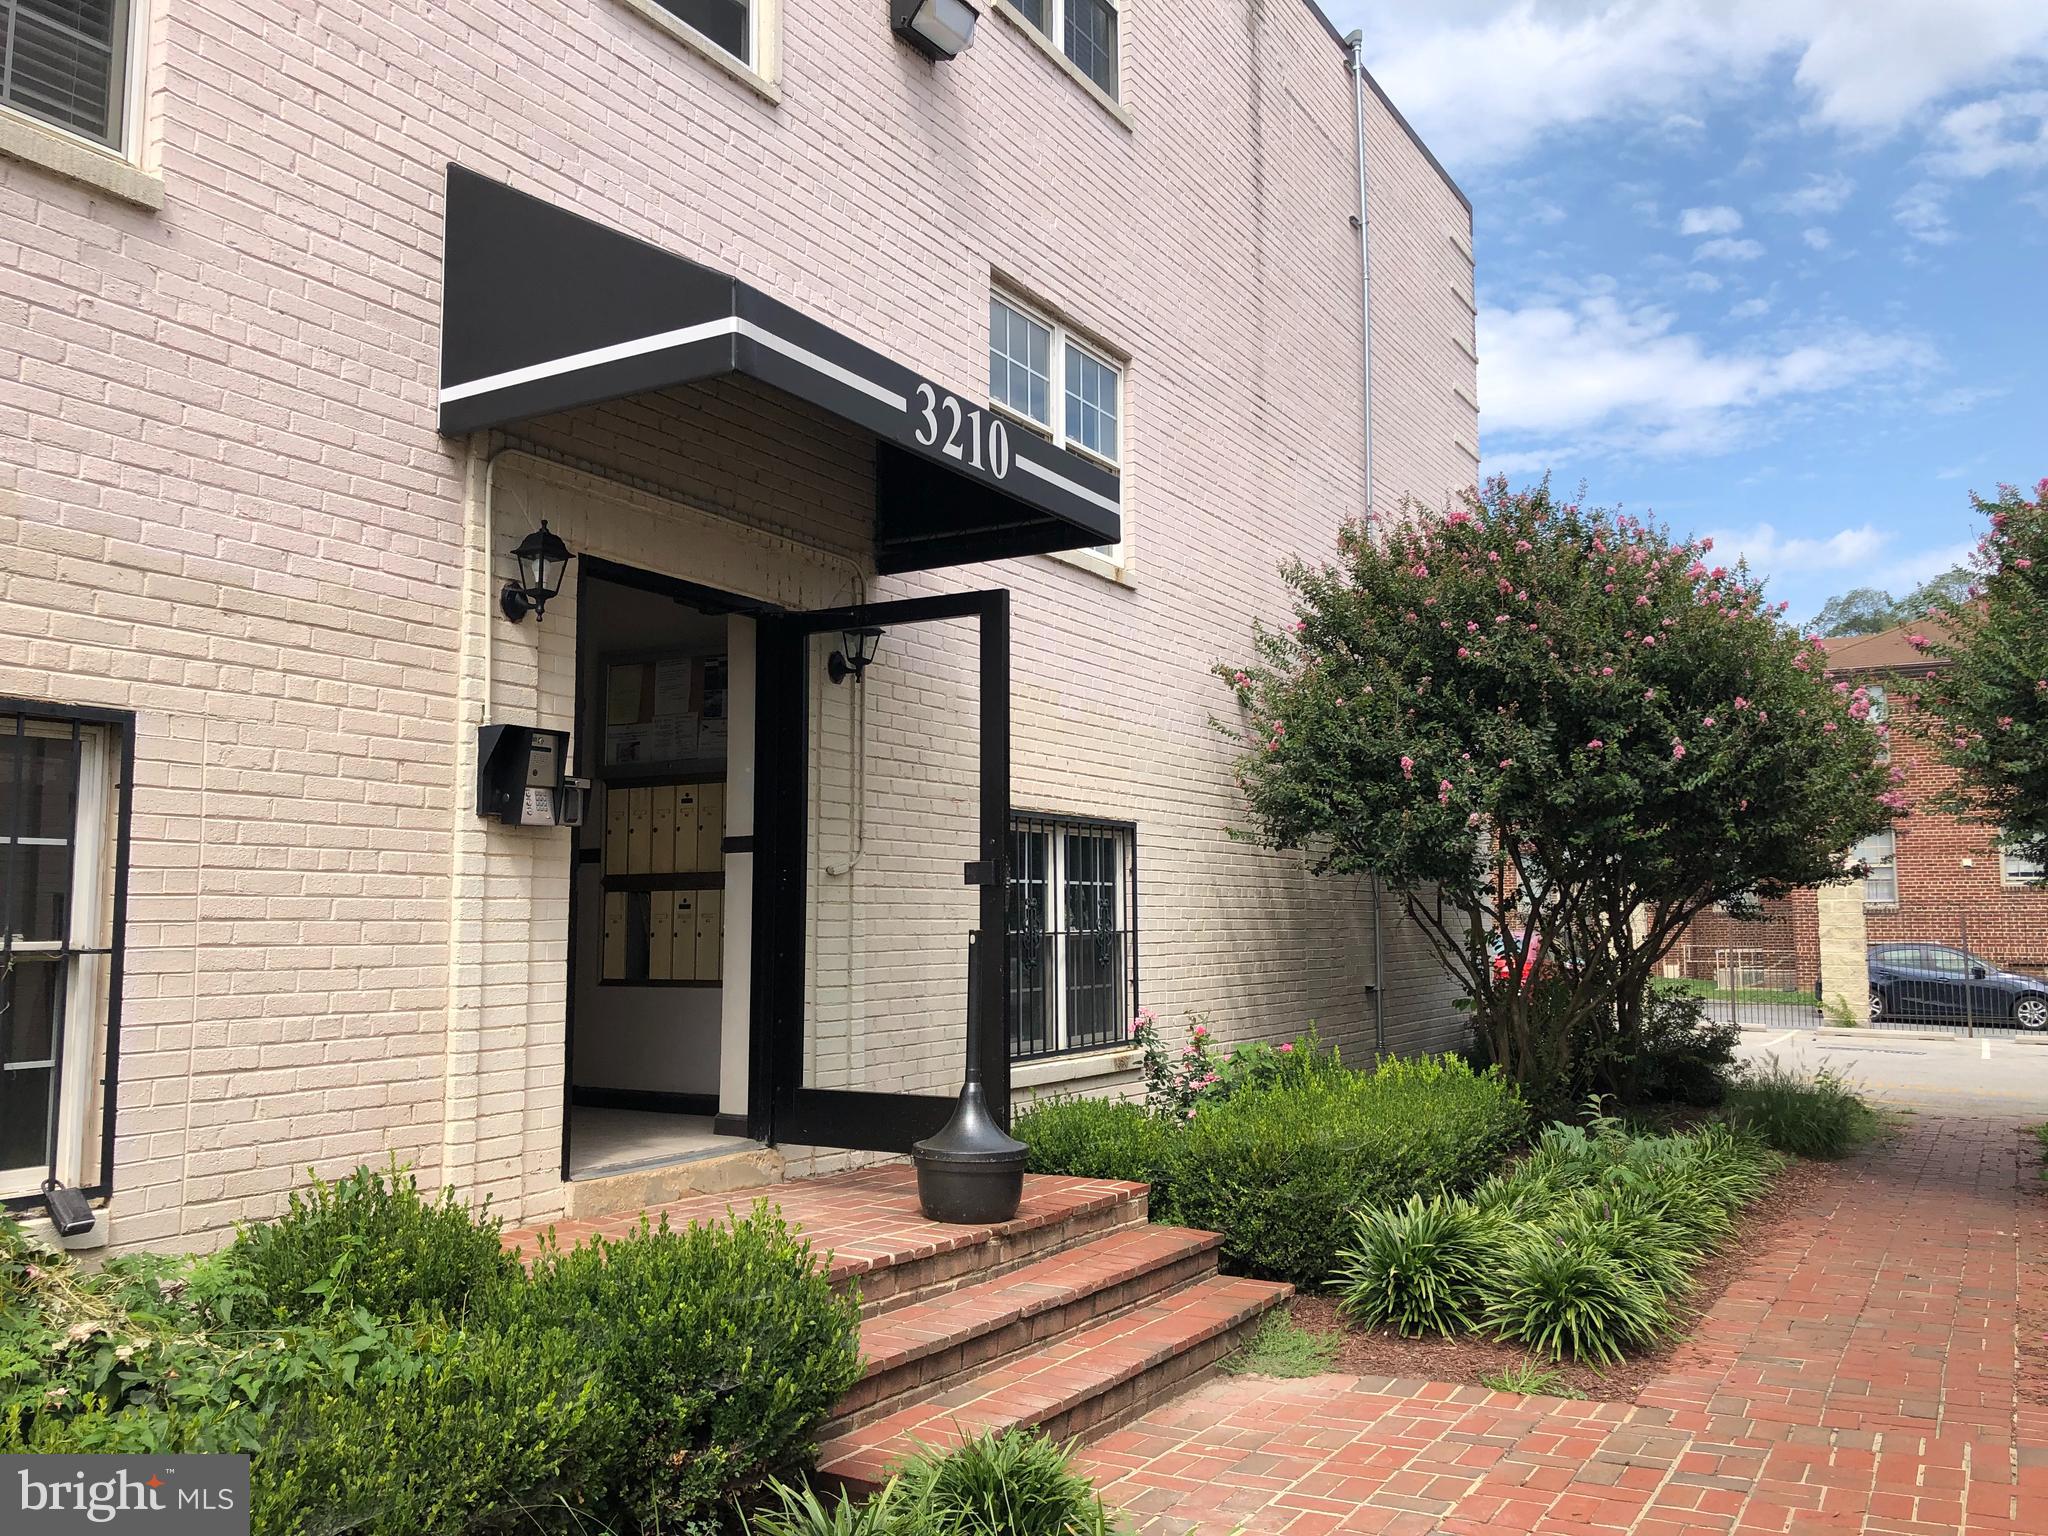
[1015,1053,1528,1287]
[3,1175,863,1534]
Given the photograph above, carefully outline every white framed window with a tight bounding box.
[1006,812,1136,1062]
[616,0,781,98]
[2,0,134,149]
[1866,685,1890,765]
[988,291,1125,567]
[1009,0,1120,100]
[2000,836,2045,886]
[1853,829,1897,906]
[1,706,126,1203]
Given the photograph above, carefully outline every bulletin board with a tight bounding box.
[601,649,728,772]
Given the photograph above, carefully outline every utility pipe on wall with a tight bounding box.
[1346,29,1375,530]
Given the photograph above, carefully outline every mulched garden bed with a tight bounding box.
[1285,1154,1847,1403]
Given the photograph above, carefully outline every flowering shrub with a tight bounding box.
[1222,477,1893,1092]
[1132,1008,1223,1118]
[1916,478,2048,876]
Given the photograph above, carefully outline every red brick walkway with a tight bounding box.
[1077,1115,2048,1534]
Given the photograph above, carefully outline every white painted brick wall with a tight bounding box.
[1,0,1477,1246]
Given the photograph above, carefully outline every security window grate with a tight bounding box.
[1006,811,1137,1062]
[1,0,131,148]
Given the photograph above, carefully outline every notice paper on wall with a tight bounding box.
[604,653,727,768]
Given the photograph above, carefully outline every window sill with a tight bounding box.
[1011,1044,1142,1090]
[0,110,162,211]
[1046,544,1135,586]
[613,0,782,105]
[990,0,1134,131]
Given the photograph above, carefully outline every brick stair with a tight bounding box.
[817,1213,1288,1494]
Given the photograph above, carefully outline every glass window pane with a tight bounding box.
[0,957,62,1173]
[651,0,750,62]
[6,0,125,146]
[0,731,78,844]
[990,298,1053,428]
[1063,347,1120,464]
[1011,0,1049,35]
[1063,0,1118,97]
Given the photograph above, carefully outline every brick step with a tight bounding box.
[831,1225,1226,1430]
[839,1178,1151,1318]
[816,1274,1291,1495]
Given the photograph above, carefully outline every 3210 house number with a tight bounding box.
[911,382,1011,479]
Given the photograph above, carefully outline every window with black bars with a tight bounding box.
[2,706,125,1202]
[1,0,132,149]
[1006,811,1136,1062]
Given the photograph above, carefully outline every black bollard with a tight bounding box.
[913,930,1028,1223]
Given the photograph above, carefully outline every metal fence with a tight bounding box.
[1661,916,1826,1032]
[1866,908,2048,1037]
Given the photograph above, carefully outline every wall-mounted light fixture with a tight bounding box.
[891,0,978,60]
[500,520,571,623]
[828,626,884,684]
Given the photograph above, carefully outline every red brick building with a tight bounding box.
[1674,623,2048,994]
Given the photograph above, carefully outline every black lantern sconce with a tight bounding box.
[500,520,571,623]
[828,626,883,684]
[891,0,978,60]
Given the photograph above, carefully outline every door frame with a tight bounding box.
[752,589,1012,1153]
[561,556,784,1182]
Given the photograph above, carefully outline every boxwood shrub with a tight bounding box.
[1015,1053,1528,1288]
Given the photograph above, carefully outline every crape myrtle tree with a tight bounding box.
[1915,478,2048,881]
[1221,478,1895,1093]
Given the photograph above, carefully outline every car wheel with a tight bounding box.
[2015,996,2048,1031]
[1869,986,1887,1023]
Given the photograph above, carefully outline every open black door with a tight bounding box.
[753,590,1011,1152]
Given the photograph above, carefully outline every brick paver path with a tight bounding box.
[1077,1114,2048,1534]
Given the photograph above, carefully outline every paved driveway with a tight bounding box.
[1081,1106,2048,1534]
[1737,1027,2048,1119]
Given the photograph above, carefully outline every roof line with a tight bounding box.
[1295,0,1472,218]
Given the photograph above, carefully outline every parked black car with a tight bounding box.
[1868,944,2048,1030]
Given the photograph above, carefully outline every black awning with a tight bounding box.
[438,166,1121,574]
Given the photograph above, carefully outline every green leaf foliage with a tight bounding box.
[1723,1061,1881,1159]
[1333,1194,1508,1336]
[1916,478,2048,874]
[492,1203,865,1532]
[1220,477,1893,1088]
[228,1161,519,1324]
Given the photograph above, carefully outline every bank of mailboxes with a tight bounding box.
[600,781,725,983]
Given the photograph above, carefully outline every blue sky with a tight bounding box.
[1339,1,2048,627]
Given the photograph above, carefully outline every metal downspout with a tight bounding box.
[1349,32,1388,1057]
[1346,29,1375,527]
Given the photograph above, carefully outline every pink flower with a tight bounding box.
[1466,620,1480,633]
[1822,721,1838,732]
[1672,740,1686,760]
[2017,558,2034,570]
[1458,647,1471,658]
[1600,666,1614,677]
[1292,619,1307,634]
[1400,755,1415,779]
[1587,738,1605,750]
[1192,1023,1208,1037]
[1438,778,1454,804]
[1187,1108,1198,1121]
[1907,633,1929,649]
[1643,689,1657,701]
[1277,1042,1295,1054]
[1233,671,1249,686]
[1515,539,1533,553]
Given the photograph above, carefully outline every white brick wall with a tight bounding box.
[1,0,1478,1246]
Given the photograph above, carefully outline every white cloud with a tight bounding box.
[1679,204,1744,235]
[1801,226,1834,250]
[1894,182,1957,243]
[1701,521,1895,578]
[1894,539,1978,589]
[1728,297,1773,319]
[1925,90,2048,176]
[1352,0,2048,171]
[1694,237,1767,261]
[1764,171,1856,214]
[1682,270,1724,293]
[1477,295,1932,455]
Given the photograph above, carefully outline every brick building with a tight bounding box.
[1,0,1479,1251]
[1673,622,2048,1008]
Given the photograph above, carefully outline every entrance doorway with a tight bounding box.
[565,565,752,1179]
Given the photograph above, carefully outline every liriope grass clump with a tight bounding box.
[1334,1109,1783,1365]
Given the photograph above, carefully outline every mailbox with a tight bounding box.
[476,724,588,827]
